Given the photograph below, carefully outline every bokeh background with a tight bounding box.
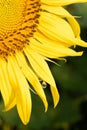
[0,3,87,130]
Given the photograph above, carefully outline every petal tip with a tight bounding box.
[54,94,60,108]
[44,101,48,112]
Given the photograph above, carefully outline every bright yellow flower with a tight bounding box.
[0,0,87,125]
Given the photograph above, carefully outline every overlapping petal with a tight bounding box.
[24,47,59,107]
[30,33,83,58]
[15,52,48,112]
[6,56,32,125]
[41,0,87,6]
[0,59,14,107]
[41,5,80,37]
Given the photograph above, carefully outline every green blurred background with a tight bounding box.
[0,3,87,130]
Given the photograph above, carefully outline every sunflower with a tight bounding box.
[0,0,87,125]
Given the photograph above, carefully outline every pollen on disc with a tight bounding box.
[0,0,25,36]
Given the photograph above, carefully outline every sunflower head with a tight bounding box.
[0,0,87,125]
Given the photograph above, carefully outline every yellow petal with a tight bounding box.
[4,57,18,111]
[0,59,14,107]
[24,47,59,107]
[39,12,76,44]
[30,34,83,58]
[41,0,87,6]
[8,56,32,125]
[15,52,48,112]
[41,6,80,37]
[76,38,87,47]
